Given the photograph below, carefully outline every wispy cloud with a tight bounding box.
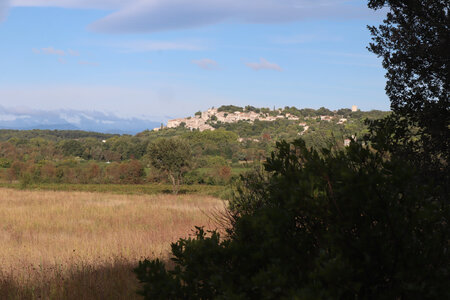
[58,57,67,64]
[59,113,81,125]
[10,0,382,33]
[245,58,282,72]
[0,114,30,122]
[192,58,219,70]
[41,46,66,56]
[78,60,99,66]
[33,47,81,57]
[88,0,374,33]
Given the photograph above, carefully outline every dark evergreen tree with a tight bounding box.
[368,0,449,160]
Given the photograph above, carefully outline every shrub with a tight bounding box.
[135,136,449,299]
[6,161,26,181]
[0,158,11,168]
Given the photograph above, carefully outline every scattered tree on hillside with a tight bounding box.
[147,138,192,194]
[59,140,83,157]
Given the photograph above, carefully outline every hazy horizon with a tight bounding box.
[0,104,390,134]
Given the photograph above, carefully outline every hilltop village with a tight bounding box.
[155,105,359,132]
[0,105,389,187]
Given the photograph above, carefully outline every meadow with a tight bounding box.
[0,182,227,198]
[0,188,225,299]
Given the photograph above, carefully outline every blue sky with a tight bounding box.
[0,0,389,121]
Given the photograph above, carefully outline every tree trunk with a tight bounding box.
[169,173,178,195]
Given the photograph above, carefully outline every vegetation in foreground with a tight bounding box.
[135,135,449,299]
[134,1,449,299]
[0,188,223,299]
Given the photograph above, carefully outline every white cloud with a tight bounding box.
[78,61,99,66]
[59,113,81,125]
[80,113,95,120]
[192,58,219,70]
[32,48,41,54]
[11,0,375,33]
[245,58,282,72]
[41,46,66,56]
[58,57,67,64]
[0,114,30,121]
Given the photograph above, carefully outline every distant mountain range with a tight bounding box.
[0,106,162,134]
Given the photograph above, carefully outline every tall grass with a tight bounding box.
[0,182,227,198]
[0,188,225,299]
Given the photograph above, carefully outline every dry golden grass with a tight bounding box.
[0,188,225,299]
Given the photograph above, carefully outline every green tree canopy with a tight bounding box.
[218,105,244,113]
[147,138,192,194]
[368,0,449,159]
[135,138,449,299]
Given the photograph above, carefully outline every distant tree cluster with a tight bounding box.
[5,159,146,185]
[217,105,244,113]
[0,108,389,187]
[0,129,117,142]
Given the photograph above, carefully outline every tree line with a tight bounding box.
[0,108,388,188]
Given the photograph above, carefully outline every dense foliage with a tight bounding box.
[147,138,192,194]
[368,0,449,160]
[217,105,244,113]
[134,1,449,299]
[135,136,449,299]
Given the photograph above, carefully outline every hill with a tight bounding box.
[0,105,389,187]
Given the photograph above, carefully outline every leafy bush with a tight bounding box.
[183,170,205,185]
[0,158,11,168]
[135,135,449,299]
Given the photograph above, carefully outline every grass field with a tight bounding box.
[0,188,225,299]
[0,182,227,198]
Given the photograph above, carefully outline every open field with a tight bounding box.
[0,182,227,198]
[0,188,225,299]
